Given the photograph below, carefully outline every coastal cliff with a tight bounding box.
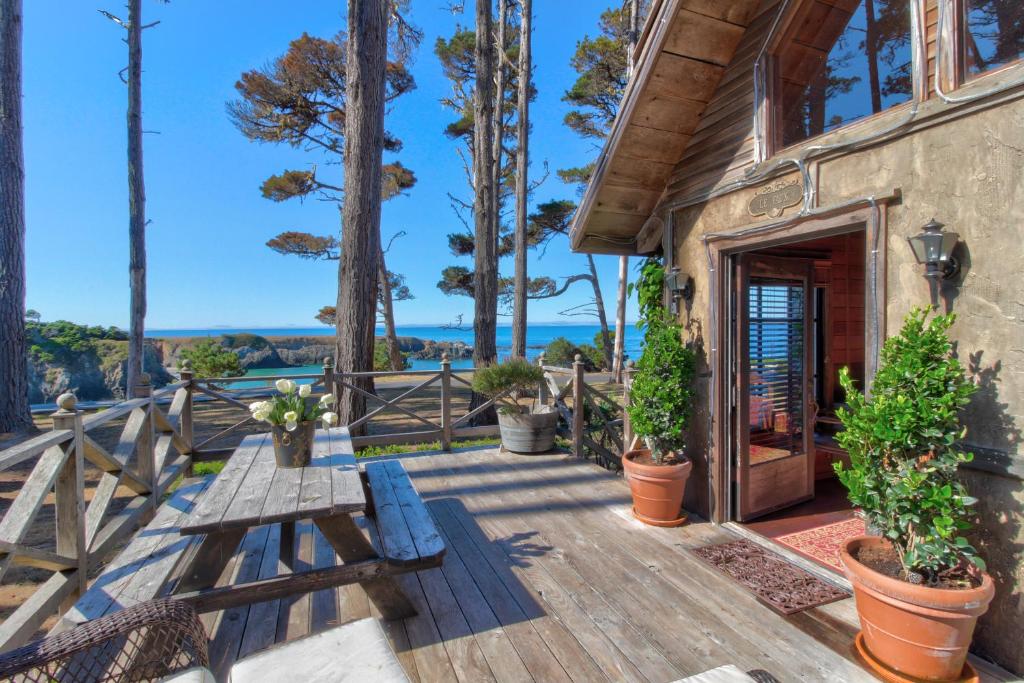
[26,325,473,404]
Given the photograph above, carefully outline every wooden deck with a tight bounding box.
[191,447,1011,682]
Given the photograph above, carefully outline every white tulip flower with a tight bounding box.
[275,378,297,394]
[322,411,338,426]
[319,393,336,406]
[249,401,263,413]
[299,384,311,398]
[283,411,298,423]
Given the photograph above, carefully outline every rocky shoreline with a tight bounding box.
[29,333,473,403]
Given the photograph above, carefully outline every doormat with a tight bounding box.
[775,517,866,572]
[690,539,849,615]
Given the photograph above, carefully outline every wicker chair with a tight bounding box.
[0,599,209,683]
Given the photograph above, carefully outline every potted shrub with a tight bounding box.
[623,309,697,527]
[835,307,993,681]
[249,379,338,467]
[472,358,557,454]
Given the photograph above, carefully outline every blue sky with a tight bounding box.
[21,0,639,330]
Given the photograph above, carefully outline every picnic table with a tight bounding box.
[171,427,445,619]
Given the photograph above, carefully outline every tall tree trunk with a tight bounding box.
[612,0,641,383]
[378,246,405,371]
[126,0,146,398]
[470,0,498,425]
[492,0,507,248]
[587,254,613,370]
[511,0,531,360]
[472,0,497,368]
[337,0,387,427]
[0,0,30,433]
[864,0,882,114]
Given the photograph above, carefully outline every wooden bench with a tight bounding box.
[57,477,213,632]
[363,459,445,569]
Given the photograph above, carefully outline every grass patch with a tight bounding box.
[192,460,226,476]
[357,437,500,459]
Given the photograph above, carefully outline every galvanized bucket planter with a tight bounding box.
[497,407,558,454]
[271,421,316,468]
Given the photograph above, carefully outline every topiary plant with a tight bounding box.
[835,307,983,584]
[626,314,696,463]
[471,358,545,414]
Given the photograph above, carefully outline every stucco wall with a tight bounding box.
[671,99,1024,673]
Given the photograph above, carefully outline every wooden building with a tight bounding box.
[570,0,1024,674]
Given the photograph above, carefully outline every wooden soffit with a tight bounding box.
[570,0,762,255]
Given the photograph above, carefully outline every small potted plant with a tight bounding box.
[472,358,557,454]
[623,313,697,526]
[835,307,993,681]
[249,379,338,467]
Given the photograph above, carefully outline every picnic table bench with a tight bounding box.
[60,427,444,630]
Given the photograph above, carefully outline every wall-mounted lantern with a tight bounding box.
[907,218,960,282]
[665,267,694,311]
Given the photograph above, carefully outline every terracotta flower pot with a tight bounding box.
[621,448,692,527]
[840,536,995,681]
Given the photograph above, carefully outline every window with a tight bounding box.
[773,0,913,149]
[964,0,1024,78]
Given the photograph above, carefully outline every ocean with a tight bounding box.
[146,323,644,379]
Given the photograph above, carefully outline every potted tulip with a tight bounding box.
[472,358,557,454]
[249,379,338,467]
[835,307,993,681]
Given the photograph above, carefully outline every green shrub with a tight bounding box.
[26,319,128,363]
[543,336,602,370]
[471,358,544,398]
[626,316,696,462]
[374,340,410,371]
[219,333,271,350]
[835,307,982,583]
[180,339,242,378]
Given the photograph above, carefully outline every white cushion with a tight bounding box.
[228,618,409,683]
[672,664,757,683]
[161,666,217,683]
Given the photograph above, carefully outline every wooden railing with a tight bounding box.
[0,372,195,651]
[0,354,626,651]
[540,354,632,471]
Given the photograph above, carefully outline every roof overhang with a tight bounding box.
[569,0,757,255]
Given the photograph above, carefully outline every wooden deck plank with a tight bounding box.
[393,572,460,683]
[207,525,272,681]
[310,524,340,632]
[278,520,315,642]
[423,505,533,683]
[236,523,284,660]
[479,449,872,681]
[425,501,590,683]
[415,566,497,682]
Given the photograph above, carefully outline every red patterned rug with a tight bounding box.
[775,517,866,571]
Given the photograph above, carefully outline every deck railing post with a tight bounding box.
[133,373,157,511]
[572,355,585,460]
[322,356,335,400]
[51,393,87,602]
[179,360,195,474]
[440,353,452,451]
[623,360,636,451]
[537,353,549,407]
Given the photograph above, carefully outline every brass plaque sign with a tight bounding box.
[748,180,803,218]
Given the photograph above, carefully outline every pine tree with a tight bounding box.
[101,0,167,397]
[0,0,31,433]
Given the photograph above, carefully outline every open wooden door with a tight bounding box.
[734,255,815,521]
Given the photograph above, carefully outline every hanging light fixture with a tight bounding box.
[907,218,960,281]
